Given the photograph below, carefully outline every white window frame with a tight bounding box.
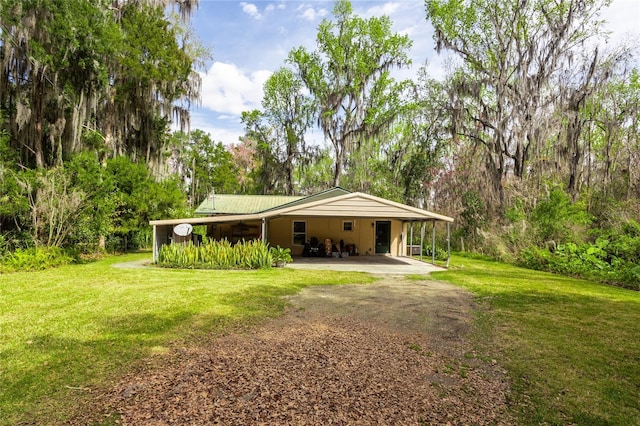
[342,220,354,232]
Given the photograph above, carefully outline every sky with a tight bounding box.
[185,0,640,146]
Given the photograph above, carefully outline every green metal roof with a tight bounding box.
[195,194,305,215]
[194,187,352,216]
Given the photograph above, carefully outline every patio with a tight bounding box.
[286,255,444,275]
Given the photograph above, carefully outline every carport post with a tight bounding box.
[409,221,414,257]
[432,221,436,265]
[446,222,451,268]
[261,218,266,242]
[152,224,158,262]
[420,222,425,261]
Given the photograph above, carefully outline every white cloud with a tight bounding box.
[240,1,285,20]
[298,5,328,22]
[240,2,261,19]
[187,111,245,145]
[199,62,271,116]
[366,2,402,17]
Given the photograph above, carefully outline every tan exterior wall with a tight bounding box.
[267,216,406,256]
[390,220,404,256]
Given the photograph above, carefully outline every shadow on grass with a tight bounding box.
[1,309,235,425]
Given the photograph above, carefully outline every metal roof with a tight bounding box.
[151,189,454,226]
[195,194,305,215]
[194,187,351,215]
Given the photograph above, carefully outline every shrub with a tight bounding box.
[270,245,293,266]
[158,239,273,270]
[517,240,640,291]
[0,246,73,273]
[530,188,592,244]
[423,246,448,261]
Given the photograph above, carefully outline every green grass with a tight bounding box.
[432,254,640,425]
[0,252,374,425]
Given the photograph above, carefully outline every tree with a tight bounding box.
[396,70,450,207]
[0,0,203,171]
[426,0,613,208]
[240,109,281,194]
[261,68,315,195]
[170,130,240,207]
[289,0,413,186]
[240,68,316,195]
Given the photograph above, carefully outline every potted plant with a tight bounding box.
[270,245,292,267]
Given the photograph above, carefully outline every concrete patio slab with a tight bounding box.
[286,255,444,275]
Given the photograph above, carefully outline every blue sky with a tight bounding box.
[186,0,640,146]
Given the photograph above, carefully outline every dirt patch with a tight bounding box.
[82,277,512,425]
[286,278,476,358]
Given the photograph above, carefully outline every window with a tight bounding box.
[343,221,354,231]
[293,221,306,245]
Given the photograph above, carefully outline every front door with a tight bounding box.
[375,221,391,254]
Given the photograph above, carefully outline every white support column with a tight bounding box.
[410,221,414,257]
[446,222,451,268]
[261,218,266,242]
[152,224,158,262]
[420,222,425,261]
[432,221,436,265]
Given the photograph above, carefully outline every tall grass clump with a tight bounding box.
[0,246,73,273]
[158,238,273,269]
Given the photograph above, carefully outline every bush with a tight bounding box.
[530,188,591,244]
[517,239,639,291]
[270,245,292,266]
[0,246,73,273]
[423,246,448,261]
[158,239,273,270]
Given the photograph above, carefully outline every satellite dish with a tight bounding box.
[173,223,193,237]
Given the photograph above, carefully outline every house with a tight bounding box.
[149,187,454,264]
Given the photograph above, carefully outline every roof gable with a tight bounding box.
[153,188,453,226]
[271,192,454,222]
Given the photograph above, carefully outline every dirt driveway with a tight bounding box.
[89,276,512,425]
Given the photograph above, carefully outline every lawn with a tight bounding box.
[0,253,374,425]
[2,253,639,425]
[432,254,640,425]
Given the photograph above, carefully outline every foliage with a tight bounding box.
[425,0,626,207]
[530,188,592,244]
[457,191,486,248]
[0,246,73,273]
[288,0,413,186]
[25,167,87,247]
[158,239,273,270]
[103,156,187,252]
[270,245,293,266]
[169,130,241,207]
[250,68,315,195]
[432,255,640,425]
[0,0,203,170]
[1,152,185,255]
[0,128,30,239]
[423,246,448,261]
[518,231,640,291]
